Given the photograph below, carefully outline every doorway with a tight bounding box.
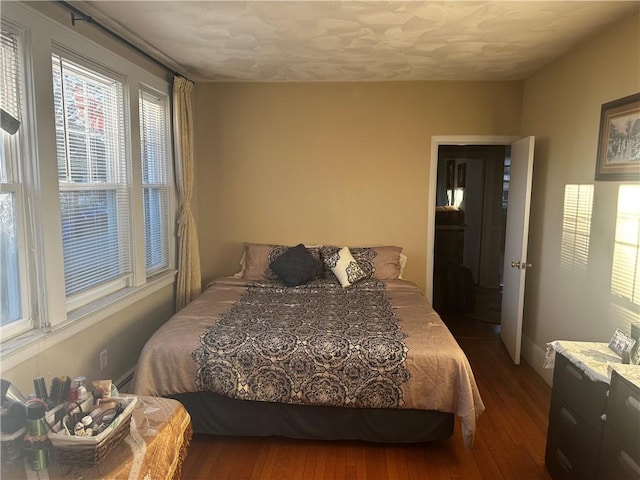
[428,135,535,364]
[426,136,522,309]
[432,145,509,325]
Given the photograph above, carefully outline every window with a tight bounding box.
[139,89,170,274]
[1,2,176,366]
[52,54,132,309]
[0,26,32,339]
[612,185,640,307]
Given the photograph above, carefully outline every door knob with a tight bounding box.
[511,261,532,270]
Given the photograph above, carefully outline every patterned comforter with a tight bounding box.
[133,277,484,447]
[193,280,410,408]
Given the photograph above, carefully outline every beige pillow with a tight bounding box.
[320,245,403,281]
[365,245,403,280]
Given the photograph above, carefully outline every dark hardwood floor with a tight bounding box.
[180,313,552,479]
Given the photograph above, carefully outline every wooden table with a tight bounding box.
[1,395,192,480]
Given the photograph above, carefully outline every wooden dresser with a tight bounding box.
[545,351,608,479]
[544,341,640,480]
[598,368,640,479]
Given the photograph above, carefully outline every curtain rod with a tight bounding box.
[56,1,192,83]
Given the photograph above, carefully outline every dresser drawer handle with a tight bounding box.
[560,407,577,428]
[564,364,583,381]
[625,396,640,414]
[555,449,572,472]
[618,450,640,476]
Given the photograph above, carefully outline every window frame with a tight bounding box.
[138,85,175,277]
[0,2,177,370]
[52,50,135,311]
[1,22,35,340]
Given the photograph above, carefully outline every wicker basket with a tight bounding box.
[47,396,137,467]
[1,427,25,465]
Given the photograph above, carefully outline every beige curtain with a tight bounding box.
[173,75,201,311]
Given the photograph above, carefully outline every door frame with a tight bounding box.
[427,135,519,304]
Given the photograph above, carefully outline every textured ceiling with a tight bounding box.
[70,1,640,82]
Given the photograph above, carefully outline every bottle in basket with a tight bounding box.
[24,401,49,471]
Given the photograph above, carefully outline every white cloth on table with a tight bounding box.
[544,340,622,384]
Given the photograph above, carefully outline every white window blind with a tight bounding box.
[139,89,169,274]
[52,54,132,306]
[1,29,21,145]
[1,26,31,337]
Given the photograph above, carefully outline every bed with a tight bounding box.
[133,243,485,448]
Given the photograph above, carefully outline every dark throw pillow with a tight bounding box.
[269,243,321,287]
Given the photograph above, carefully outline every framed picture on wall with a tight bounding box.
[456,163,466,188]
[595,92,640,181]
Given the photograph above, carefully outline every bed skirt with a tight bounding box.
[170,392,454,443]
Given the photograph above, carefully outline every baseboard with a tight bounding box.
[521,334,553,386]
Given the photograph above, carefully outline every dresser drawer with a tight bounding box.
[598,427,640,480]
[605,369,640,455]
[552,353,608,428]
[546,435,597,480]
[545,393,601,480]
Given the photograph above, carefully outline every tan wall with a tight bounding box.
[3,286,175,395]
[194,81,523,292]
[521,14,640,381]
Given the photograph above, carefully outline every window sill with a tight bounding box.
[0,270,176,371]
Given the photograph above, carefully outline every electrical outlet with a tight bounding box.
[100,349,108,371]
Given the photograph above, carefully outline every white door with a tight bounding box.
[500,136,535,364]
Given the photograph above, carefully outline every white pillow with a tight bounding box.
[232,252,246,278]
[325,247,367,288]
[399,253,407,279]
